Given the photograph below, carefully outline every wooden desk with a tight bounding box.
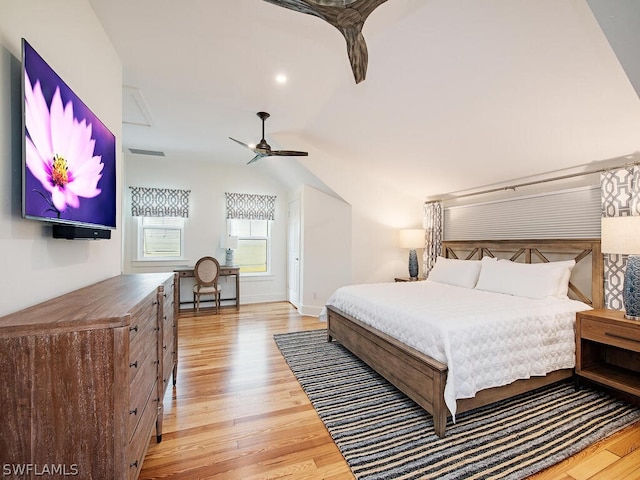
[174,266,240,310]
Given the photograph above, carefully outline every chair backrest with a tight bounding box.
[194,256,220,286]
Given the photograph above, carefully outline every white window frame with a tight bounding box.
[135,217,187,262]
[227,219,272,276]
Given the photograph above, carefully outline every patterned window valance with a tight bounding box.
[225,192,276,220]
[130,187,191,217]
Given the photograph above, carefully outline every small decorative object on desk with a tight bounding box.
[221,235,239,267]
[601,216,640,319]
[398,229,425,279]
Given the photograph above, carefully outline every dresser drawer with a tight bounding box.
[162,349,174,386]
[128,294,158,359]
[162,325,174,357]
[581,317,640,353]
[128,341,158,440]
[128,380,159,480]
[163,276,176,311]
[129,315,158,384]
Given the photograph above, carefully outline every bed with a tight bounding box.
[325,239,603,438]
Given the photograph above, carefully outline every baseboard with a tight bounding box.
[298,304,324,317]
[239,293,287,305]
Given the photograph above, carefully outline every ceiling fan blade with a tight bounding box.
[271,150,309,157]
[264,0,390,84]
[247,154,266,165]
[229,137,257,152]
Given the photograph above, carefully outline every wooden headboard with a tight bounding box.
[442,239,603,308]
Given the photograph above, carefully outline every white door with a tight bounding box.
[288,199,301,308]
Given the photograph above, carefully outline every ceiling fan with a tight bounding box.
[229,112,308,164]
[263,0,390,84]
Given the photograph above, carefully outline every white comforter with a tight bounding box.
[323,280,591,418]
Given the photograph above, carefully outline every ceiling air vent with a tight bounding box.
[128,148,165,157]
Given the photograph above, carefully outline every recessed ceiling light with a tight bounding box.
[275,74,287,84]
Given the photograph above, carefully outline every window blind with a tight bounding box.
[225,192,276,220]
[444,186,601,240]
[130,187,191,217]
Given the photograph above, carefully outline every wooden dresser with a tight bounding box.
[0,273,177,479]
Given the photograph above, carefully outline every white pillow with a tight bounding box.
[500,259,575,298]
[533,259,575,298]
[428,256,482,289]
[557,264,573,297]
[475,259,573,299]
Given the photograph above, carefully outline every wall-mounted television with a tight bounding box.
[21,39,116,237]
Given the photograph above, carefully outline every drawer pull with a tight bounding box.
[130,361,138,368]
[163,345,168,350]
[152,300,159,306]
[164,293,168,298]
[605,332,640,344]
[130,325,138,332]
[130,461,138,469]
[129,408,138,416]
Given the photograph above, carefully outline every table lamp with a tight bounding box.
[601,216,640,319]
[399,229,425,279]
[221,235,239,266]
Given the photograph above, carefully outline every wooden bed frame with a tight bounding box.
[326,239,603,438]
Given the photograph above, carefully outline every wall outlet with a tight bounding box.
[312,291,318,300]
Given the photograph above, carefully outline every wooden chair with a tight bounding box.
[193,256,221,314]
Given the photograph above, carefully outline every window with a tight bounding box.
[228,219,271,274]
[136,217,185,260]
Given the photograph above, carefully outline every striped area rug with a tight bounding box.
[274,329,640,480]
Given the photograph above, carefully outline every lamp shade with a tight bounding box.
[399,229,425,249]
[221,235,239,250]
[601,216,640,254]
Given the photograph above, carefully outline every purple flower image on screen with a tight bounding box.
[24,71,104,215]
[22,39,116,229]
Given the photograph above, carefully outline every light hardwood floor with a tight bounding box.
[139,302,640,480]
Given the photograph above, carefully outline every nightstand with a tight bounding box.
[394,277,425,282]
[575,309,640,399]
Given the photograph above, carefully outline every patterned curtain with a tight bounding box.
[130,187,191,217]
[600,166,640,310]
[225,192,277,220]
[423,201,443,275]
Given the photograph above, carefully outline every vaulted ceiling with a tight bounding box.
[89,0,640,202]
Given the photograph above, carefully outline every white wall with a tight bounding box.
[123,154,288,305]
[0,0,123,317]
[294,149,426,286]
[296,185,352,316]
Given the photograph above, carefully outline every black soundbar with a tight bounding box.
[52,225,111,240]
